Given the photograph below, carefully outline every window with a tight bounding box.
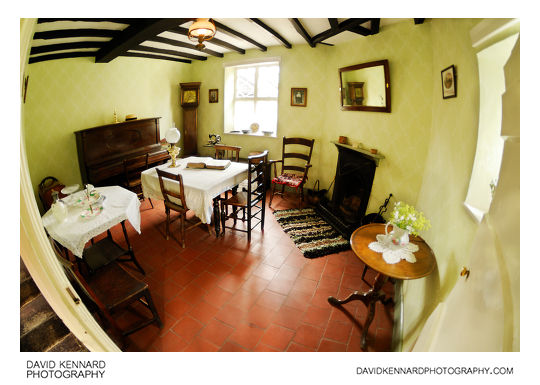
[464,29,519,222]
[224,59,280,136]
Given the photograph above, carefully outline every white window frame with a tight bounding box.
[223,58,280,137]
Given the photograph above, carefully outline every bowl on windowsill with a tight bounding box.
[242,129,251,134]
[262,130,273,136]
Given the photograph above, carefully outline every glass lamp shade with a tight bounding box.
[165,127,181,144]
[188,18,216,41]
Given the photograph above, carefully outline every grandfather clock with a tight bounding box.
[180,82,201,156]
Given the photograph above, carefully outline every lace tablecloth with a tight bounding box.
[141,157,248,224]
[368,234,419,264]
[42,186,141,258]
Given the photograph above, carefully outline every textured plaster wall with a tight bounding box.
[23,57,192,207]
[402,18,482,351]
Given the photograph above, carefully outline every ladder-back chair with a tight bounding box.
[220,151,268,242]
[268,137,315,209]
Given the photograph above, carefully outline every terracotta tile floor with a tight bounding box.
[109,192,395,352]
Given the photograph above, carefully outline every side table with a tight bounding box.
[328,223,436,350]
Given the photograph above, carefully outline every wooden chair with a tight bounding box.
[123,153,153,208]
[82,222,146,276]
[220,151,268,242]
[268,137,315,209]
[214,144,242,214]
[50,237,162,349]
[156,168,202,248]
[214,144,241,161]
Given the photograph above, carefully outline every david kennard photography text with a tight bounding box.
[27,360,106,379]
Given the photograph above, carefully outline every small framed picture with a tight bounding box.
[209,89,219,103]
[441,65,457,99]
[291,88,307,107]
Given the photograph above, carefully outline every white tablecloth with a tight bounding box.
[141,156,248,224]
[42,186,141,258]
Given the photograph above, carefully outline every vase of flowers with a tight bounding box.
[385,201,431,246]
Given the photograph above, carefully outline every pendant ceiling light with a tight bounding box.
[188,18,216,50]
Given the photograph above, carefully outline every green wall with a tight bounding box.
[23,57,193,208]
[403,18,481,350]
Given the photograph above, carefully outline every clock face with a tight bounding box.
[183,90,197,104]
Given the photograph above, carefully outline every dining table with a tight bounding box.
[141,156,249,237]
[42,185,145,274]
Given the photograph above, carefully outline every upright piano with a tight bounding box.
[75,117,169,186]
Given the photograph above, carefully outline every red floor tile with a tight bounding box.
[198,318,234,347]
[164,296,194,320]
[171,316,204,342]
[118,190,394,353]
[227,322,265,350]
[245,304,277,329]
[203,285,234,308]
[302,304,332,329]
[154,330,188,352]
[293,323,325,350]
[183,336,220,352]
[188,300,220,324]
[256,290,287,311]
[318,339,347,352]
[259,323,295,350]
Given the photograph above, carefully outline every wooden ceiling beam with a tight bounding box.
[213,20,267,51]
[95,19,191,63]
[121,52,191,64]
[250,18,292,49]
[312,18,371,44]
[168,26,246,54]
[28,52,96,64]
[134,45,207,61]
[328,19,339,29]
[149,36,224,57]
[30,41,106,55]
[414,18,425,25]
[346,25,372,36]
[290,18,315,47]
[371,18,380,34]
[33,29,120,40]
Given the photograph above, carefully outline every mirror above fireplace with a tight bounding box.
[339,59,391,112]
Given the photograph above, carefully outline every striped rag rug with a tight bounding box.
[274,208,350,259]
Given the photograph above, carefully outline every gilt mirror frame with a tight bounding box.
[339,59,391,112]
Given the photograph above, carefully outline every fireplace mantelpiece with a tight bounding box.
[316,142,383,238]
[331,141,385,165]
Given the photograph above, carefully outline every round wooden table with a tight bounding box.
[328,223,436,350]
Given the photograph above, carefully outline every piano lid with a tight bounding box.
[75,117,162,167]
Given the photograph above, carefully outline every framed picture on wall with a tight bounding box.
[441,65,457,99]
[291,88,307,107]
[209,89,219,103]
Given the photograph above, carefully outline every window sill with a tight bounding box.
[224,131,277,138]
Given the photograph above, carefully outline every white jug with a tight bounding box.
[385,221,409,246]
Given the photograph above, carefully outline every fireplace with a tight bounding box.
[316,142,383,238]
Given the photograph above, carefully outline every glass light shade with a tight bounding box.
[188,18,216,42]
[165,127,181,144]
